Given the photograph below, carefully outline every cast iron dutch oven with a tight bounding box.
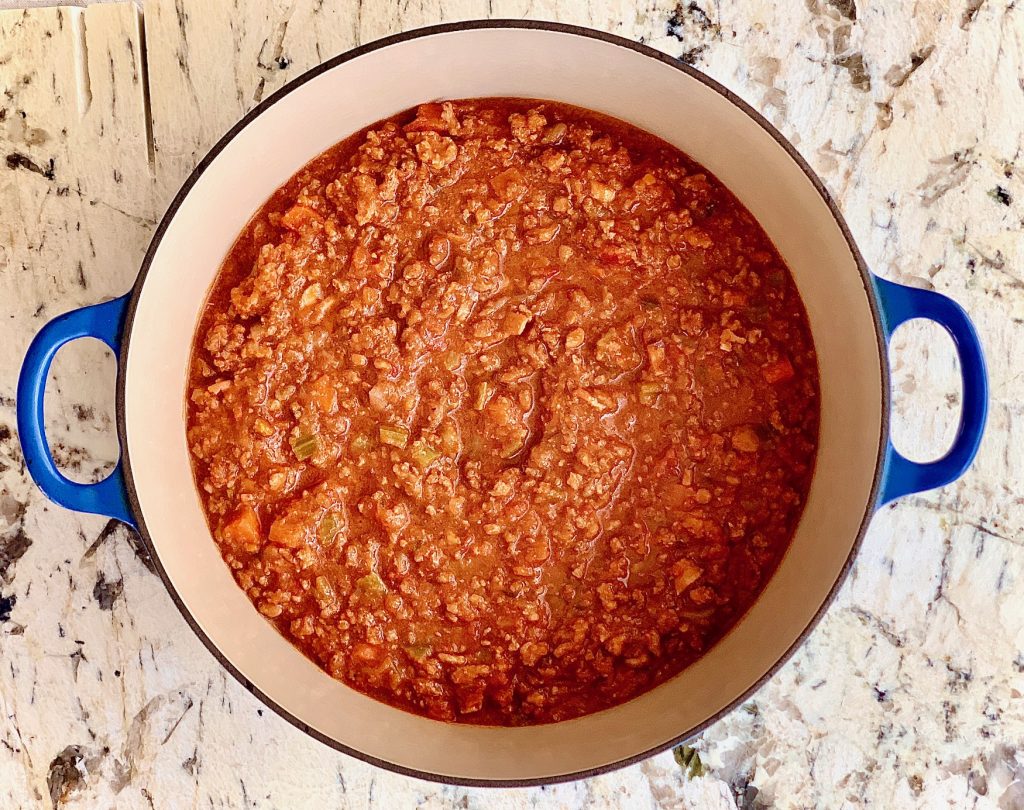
[17,22,987,785]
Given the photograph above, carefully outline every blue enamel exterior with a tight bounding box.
[872,276,989,506]
[16,295,136,527]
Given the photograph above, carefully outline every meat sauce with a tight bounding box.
[186,99,819,725]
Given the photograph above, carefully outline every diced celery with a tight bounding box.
[379,425,409,448]
[318,511,344,544]
[356,572,387,597]
[410,441,442,470]
[638,383,663,405]
[405,643,433,662]
[290,430,318,460]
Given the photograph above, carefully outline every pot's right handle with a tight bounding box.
[872,276,988,506]
[16,295,136,526]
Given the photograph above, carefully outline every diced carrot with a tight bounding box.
[672,559,703,594]
[762,358,795,384]
[503,311,532,336]
[222,505,260,548]
[269,513,306,548]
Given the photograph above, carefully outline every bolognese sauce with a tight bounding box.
[186,99,819,725]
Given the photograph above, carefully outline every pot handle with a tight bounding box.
[16,295,136,526]
[872,276,988,506]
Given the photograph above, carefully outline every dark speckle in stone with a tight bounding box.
[990,185,1012,205]
[834,52,871,91]
[92,572,123,611]
[962,0,985,29]
[69,646,86,680]
[47,746,87,808]
[679,45,708,65]
[667,5,684,35]
[5,152,55,180]
[685,2,714,31]
[826,0,857,20]
[738,784,759,810]
[0,529,32,584]
[667,2,718,39]
[0,593,15,621]
[968,768,988,796]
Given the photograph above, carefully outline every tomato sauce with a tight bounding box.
[186,99,819,724]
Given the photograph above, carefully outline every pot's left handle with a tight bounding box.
[873,276,988,506]
[16,295,136,527]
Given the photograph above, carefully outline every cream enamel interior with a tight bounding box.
[123,27,883,782]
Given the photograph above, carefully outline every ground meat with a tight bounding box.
[186,98,819,726]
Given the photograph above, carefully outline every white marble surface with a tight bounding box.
[0,1,1022,807]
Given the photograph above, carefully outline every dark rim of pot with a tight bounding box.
[115,19,890,788]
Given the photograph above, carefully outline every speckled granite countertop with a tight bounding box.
[1,1,1022,808]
